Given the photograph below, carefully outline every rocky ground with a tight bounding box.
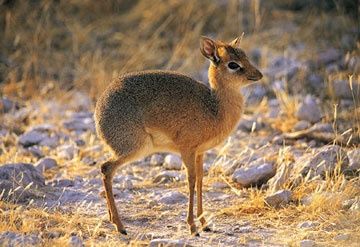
[1,22,360,247]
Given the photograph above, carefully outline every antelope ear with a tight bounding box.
[200,36,220,65]
[229,34,244,48]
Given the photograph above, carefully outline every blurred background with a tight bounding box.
[0,0,358,101]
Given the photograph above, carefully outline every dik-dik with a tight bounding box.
[95,36,262,236]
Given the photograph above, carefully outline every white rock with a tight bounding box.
[334,233,350,241]
[18,130,47,147]
[150,154,164,166]
[163,154,182,170]
[347,149,360,171]
[69,235,83,247]
[297,145,348,179]
[298,221,318,228]
[300,239,316,247]
[153,171,184,184]
[0,231,41,246]
[268,162,293,192]
[232,159,275,187]
[296,95,322,123]
[211,181,229,190]
[332,79,360,99]
[0,163,45,187]
[149,239,185,247]
[264,190,292,208]
[35,157,58,173]
[58,144,78,160]
[63,117,95,132]
[157,191,187,205]
[293,120,311,131]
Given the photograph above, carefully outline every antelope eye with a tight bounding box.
[228,62,240,70]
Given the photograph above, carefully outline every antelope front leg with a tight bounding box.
[182,152,198,236]
[195,153,210,232]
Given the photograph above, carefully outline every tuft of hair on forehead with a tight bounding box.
[223,45,246,60]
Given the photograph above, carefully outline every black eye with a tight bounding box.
[228,62,240,70]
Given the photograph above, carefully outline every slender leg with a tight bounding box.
[182,151,198,236]
[195,153,210,231]
[101,159,127,235]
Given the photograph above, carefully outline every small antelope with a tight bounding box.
[95,36,262,236]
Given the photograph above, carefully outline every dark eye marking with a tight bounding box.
[228,62,241,70]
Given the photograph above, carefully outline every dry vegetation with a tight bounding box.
[0,0,359,246]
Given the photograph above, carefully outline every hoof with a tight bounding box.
[194,232,200,237]
[202,226,211,232]
[119,229,127,235]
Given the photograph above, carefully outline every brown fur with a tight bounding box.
[95,36,262,236]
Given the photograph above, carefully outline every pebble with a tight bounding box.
[153,171,184,184]
[149,239,185,247]
[347,149,360,171]
[296,95,322,123]
[332,79,360,99]
[298,221,318,228]
[69,235,84,247]
[0,231,41,247]
[293,120,311,131]
[232,159,275,187]
[264,189,292,208]
[57,144,78,160]
[18,130,47,147]
[35,157,58,173]
[163,154,182,170]
[150,154,164,166]
[157,191,187,205]
[299,239,316,247]
[333,233,350,241]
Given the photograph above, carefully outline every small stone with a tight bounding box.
[267,162,293,192]
[81,156,96,166]
[238,115,264,132]
[58,144,78,160]
[27,146,44,158]
[297,145,349,179]
[35,157,58,173]
[69,235,83,247]
[63,117,95,132]
[0,231,41,246]
[0,163,45,188]
[157,191,187,205]
[153,171,183,184]
[296,95,322,123]
[50,179,75,187]
[120,178,134,189]
[74,139,86,146]
[149,239,185,247]
[317,48,341,66]
[264,189,292,208]
[298,221,318,228]
[334,233,350,241]
[347,149,360,171]
[332,79,360,99]
[0,97,19,113]
[307,74,324,91]
[232,159,275,187]
[18,130,47,147]
[39,136,59,148]
[150,154,164,166]
[300,239,316,247]
[163,154,182,170]
[293,120,311,131]
[211,181,229,190]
